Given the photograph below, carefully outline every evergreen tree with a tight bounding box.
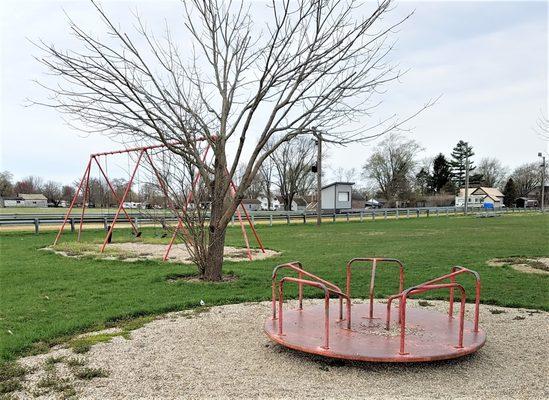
[450,140,475,187]
[429,153,452,192]
[415,168,431,195]
[502,178,517,207]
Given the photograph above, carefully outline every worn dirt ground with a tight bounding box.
[45,242,279,263]
[13,300,549,400]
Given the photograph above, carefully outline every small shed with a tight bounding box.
[321,182,354,212]
[292,197,308,212]
[17,194,48,208]
[241,198,262,212]
[515,197,538,208]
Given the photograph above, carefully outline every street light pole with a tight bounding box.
[313,127,322,226]
[539,152,546,213]
[464,143,470,215]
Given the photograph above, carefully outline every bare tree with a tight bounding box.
[61,185,76,203]
[332,167,357,182]
[34,0,431,280]
[511,162,546,196]
[0,171,14,197]
[362,133,422,205]
[257,157,276,210]
[534,110,549,140]
[42,181,63,205]
[271,137,316,210]
[14,176,43,195]
[477,157,507,188]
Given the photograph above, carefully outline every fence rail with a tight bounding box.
[0,206,544,233]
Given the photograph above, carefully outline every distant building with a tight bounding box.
[0,196,24,207]
[241,198,262,212]
[258,196,281,211]
[321,182,354,212]
[515,197,538,208]
[455,187,504,208]
[292,196,308,212]
[3,193,48,208]
[526,185,549,204]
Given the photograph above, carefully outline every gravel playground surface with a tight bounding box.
[15,300,549,400]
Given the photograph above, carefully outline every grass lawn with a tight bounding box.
[0,213,547,362]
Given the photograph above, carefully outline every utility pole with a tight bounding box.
[313,127,322,226]
[464,143,470,215]
[539,152,546,213]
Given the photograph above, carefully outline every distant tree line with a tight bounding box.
[361,134,547,207]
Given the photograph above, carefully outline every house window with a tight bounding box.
[338,192,349,202]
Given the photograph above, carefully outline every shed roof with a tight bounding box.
[2,196,24,201]
[293,197,308,206]
[471,187,504,200]
[18,193,47,200]
[321,181,355,190]
[241,198,261,204]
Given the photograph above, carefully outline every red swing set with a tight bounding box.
[53,140,265,261]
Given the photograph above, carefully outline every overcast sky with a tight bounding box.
[0,0,547,186]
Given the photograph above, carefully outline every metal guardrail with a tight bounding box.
[0,206,543,233]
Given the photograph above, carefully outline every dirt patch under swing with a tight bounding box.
[44,242,280,264]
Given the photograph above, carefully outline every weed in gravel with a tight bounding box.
[36,373,75,398]
[73,367,109,380]
[0,362,27,395]
[65,357,86,368]
[418,300,433,307]
[44,355,65,372]
[489,309,507,314]
[69,332,124,354]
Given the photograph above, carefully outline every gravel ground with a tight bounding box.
[14,300,548,400]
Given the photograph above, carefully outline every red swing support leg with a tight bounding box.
[163,145,211,261]
[100,150,144,253]
[77,164,92,241]
[93,156,140,235]
[53,158,92,246]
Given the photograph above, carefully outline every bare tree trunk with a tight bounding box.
[203,156,229,281]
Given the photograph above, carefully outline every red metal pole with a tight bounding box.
[474,280,481,333]
[229,179,266,253]
[77,164,91,241]
[369,259,377,319]
[90,138,210,157]
[53,158,92,246]
[235,203,252,260]
[142,150,192,244]
[93,156,139,234]
[399,294,408,355]
[100,150,144,252]
[449,272,456,318]
[163,145,211,261]
[323,290,330,350]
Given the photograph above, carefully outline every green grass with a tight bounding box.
[0,214,547,362]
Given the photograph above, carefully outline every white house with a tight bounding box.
[455,187,504,208]
[321,182,354,211]
[258,196,281,211]
[241,198,262,211]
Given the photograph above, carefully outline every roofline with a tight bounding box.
[321,181,355,190]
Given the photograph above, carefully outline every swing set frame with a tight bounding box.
[53,140,265,261]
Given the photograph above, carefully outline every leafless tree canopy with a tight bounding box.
[34,0,428,279]
[477,157,508,188]
[362,133,422,204]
